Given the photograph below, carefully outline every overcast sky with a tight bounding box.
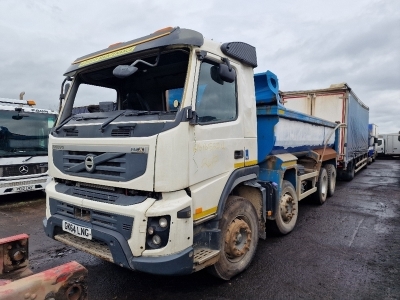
[0,0,399,133]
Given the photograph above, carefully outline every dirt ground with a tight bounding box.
[0,157,399,299]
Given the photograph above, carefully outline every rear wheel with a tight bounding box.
[325,164,336,197]
[313,167,328,204]
[209,196,259,280]
[343,162,355,181]
[273,180,298,235]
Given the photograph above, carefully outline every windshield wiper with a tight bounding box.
[54,115,74,133]
[23,156,34,162]
[124,111,167,116]
[74,116,107,121]
[99,111,126,132]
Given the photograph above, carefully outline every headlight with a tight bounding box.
[152,235,161,245]
[147,226,154,235]
[145,215,171,250]
[159,217,168,228]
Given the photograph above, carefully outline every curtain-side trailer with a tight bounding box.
[281,84,369,180]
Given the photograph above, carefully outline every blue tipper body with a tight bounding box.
[253,71,337,182]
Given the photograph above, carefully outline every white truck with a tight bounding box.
[377,133,400,157]
[368,123,379,163]
[0,98,57,195]
[281,84,369,181]
[43,27,342,280]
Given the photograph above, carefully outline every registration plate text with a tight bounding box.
[62,220,92,240]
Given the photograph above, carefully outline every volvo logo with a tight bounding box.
[85,155,95,173]
[19,165,29,174]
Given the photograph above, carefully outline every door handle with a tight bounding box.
[234,150,243,159]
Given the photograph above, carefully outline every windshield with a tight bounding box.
[0,111,57,157]
[65,49,189,121]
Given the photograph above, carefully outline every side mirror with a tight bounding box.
[113,65,138,78]
[374,137,379,144]
[218,63,236,83]
[12,113,29,120]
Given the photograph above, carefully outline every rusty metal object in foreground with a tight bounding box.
[0,261,88,300]
[0,234,88,300]
[0,233,31,280]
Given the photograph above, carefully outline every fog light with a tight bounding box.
[159,217,168,228]
[147,226,154,235]
[152,235,161,245]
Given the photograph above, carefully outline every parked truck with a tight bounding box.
[368,123,379,163]
[43,27,342,280]
[377,132,400,157]
[281,83,369,181]
[0,98,58,195]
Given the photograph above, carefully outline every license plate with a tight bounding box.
[14,185,34,192]
[62,220,92,240]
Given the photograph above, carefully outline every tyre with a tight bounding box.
[272,180,298,235]
[325,164,336,197]
[209,196,259,280]
[313,167,328,204]
[343,162,355,181]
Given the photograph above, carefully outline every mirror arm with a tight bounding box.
[130,49,161,68]
[221,57,232,71]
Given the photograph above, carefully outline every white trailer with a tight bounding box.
[0,98,57,195]
[378,133,400,156]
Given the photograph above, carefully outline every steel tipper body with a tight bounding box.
[281,84,369,180]
[44,27,340,280]
[0,98,58,195]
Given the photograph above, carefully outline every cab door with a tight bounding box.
[188,55,245,221]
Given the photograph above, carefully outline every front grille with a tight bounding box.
[66,130,79,137]
[53,149,148,182]
[72,187,118,203]
[1,163,47,177]
[63,151,126,177]
[111,129,131,137]
[0,178,47,188]
[50,198,134,239]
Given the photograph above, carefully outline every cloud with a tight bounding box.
[0,0,398,133]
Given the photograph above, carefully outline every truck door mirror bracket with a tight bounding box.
[187,107,198,125]
[196,50,208,61]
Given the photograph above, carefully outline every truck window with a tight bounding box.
[166,88,183,112]
[195,61,237,124]
[377,140,382,146]
[73,84,117,114]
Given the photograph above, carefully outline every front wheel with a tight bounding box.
[209,196,259,280]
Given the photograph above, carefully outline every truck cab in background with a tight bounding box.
[378,133,400,157]
[368,123,378,163]
[0,98,57,195]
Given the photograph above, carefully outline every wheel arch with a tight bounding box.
[215,165,259,220]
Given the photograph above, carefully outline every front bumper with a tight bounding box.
[0,176,50,194]
[43,215,194,276]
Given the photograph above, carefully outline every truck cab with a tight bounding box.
[44,27,339,280]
